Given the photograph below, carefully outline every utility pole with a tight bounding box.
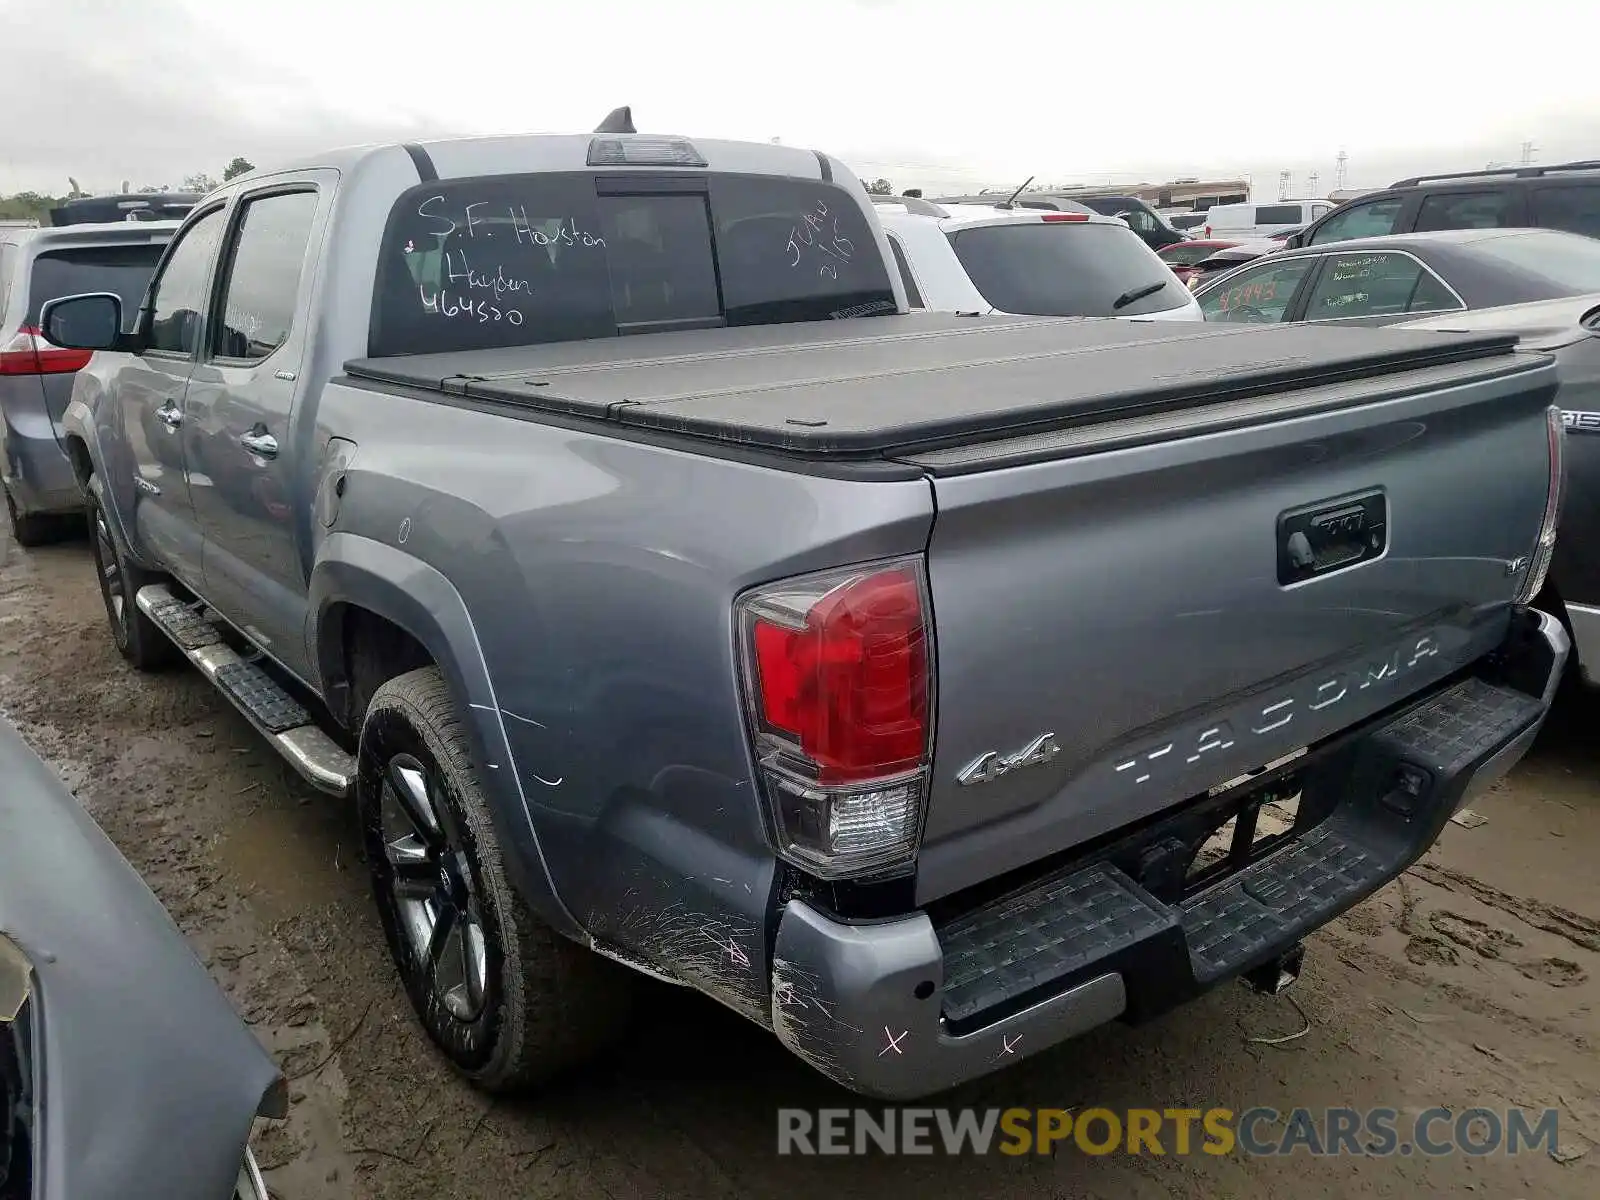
[1334,149,1348,192]
[1278,169,1290,201]
[1520,139,1537,165]
[1307,169,1320,195]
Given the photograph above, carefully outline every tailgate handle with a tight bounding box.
[1277,490,1387,586]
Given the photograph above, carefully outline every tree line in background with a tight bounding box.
[0,157,256,224]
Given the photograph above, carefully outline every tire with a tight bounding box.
[357,666,634,1092]
[5,487,59,548]
[85,484,178,670]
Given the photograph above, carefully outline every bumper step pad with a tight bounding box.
[1181,825,1383,981]
[940,864,1172,1023]
[1371,676,1542,774]
[137,584,354,795]
[935,674,1546,1027]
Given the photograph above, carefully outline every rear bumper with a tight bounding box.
[1,402,78,516]
[770,608,1568,1100]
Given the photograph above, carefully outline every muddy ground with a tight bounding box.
[1,529,1596,1199]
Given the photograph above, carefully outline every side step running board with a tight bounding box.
[136,585,355,796]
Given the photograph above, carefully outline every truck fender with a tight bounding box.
[305,531,585,942]
[64,394,155,571]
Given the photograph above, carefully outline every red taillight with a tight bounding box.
[750,565,928,782]
[737,559,934,876]
[0,326,93,376]
[1204,225,1211,238]
[1040,212,1090,223]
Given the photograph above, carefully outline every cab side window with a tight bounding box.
[147,207,227,355]
[1199,258,1317,323]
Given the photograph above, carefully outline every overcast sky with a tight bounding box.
[5,0,1596,200]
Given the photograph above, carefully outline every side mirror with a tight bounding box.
[1284,231,1306,249]
[39,293,124,352]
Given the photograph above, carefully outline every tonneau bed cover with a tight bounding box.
[345,313,1527,457]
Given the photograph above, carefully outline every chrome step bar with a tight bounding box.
[135,584,355,796]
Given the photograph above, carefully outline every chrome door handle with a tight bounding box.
[157,404,183,429]
[239,429,278,459]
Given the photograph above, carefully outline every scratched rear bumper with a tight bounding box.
[769,608,1567,1100]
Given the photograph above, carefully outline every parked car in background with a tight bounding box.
[0,221,179,545]
[45,120,1570,1104]
[1162,210,1209,236]
[1382,268,1600,694]
[1204,200,1334,240]
[48,191,201,227]
[1287,161,1600,249]
[1180,240,1280,291]
[931,192,1186,250]
[875,197,1202,321]
[0,713,282,1200]
[1157,238,1239,285]
[1192,228,1600,326]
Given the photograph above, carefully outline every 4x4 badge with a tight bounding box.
[956,733,1061,787]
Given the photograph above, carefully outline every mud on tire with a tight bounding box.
[357,666,635,1092]
[85,482,178,671]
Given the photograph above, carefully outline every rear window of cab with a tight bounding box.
[369,172,896,357]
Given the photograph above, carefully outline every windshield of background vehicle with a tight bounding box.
[24,244,166,324]
[948,223,1192,316]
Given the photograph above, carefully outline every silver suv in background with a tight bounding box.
[0,221,178,544]
[875,197,1202,321]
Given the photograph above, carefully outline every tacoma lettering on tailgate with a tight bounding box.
[1112,633,1440,787]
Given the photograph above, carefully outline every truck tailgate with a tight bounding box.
[903,350,1560,903]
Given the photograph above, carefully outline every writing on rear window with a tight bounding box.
[369,172,896,357]
[786,197,856,280]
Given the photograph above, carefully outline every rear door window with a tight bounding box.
[1302,251,1461,320]
[947,222,1191,317]
[211,190,320,361]
[1531,184,1600,239]
[1415,190,1515,231]
[1198,257,1317,322]
[370,172,895,356]
[1308,197,1404,245]
[24,242,167,326]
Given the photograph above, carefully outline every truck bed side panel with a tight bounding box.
[314,381,935,1018]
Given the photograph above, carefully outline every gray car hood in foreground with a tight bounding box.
[0,718,283,1200]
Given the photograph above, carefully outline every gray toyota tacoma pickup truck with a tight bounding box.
[45,121,1571,1100]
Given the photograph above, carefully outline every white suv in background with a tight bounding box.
[873,197,1203,322]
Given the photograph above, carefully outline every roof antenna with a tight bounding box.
[594,106,636,134]
[998,174,1035,209]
